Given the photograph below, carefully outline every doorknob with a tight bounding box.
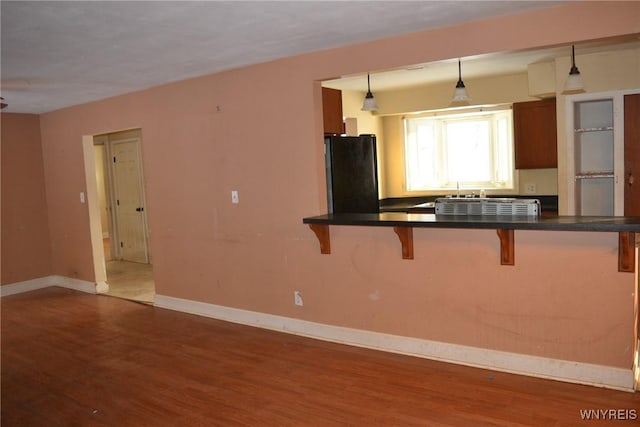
[136,207,144,212]
[628,173,634,186]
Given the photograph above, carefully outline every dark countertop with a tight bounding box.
[303,212,640,232]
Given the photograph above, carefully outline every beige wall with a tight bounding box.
[1,113,53,284]
[371,72,540,198]
[4,2,640,369]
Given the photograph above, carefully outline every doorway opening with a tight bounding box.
[92,129,155,303]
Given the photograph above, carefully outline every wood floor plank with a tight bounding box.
[2,287,638,426]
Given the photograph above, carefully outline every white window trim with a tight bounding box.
[404,105,515,194]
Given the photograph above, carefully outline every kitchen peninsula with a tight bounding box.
[303,212,640,272]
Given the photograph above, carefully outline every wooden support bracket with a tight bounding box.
[618,232,636,273]
[306,222,635,272]
[393,226,414,260]
[496,229,515,266]
[308,224,331,254]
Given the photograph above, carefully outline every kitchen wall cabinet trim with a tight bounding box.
[304,213,640,272]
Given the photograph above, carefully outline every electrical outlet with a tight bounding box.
[231,190,239,204]
[294,291,303,306]
[524,183,536,194]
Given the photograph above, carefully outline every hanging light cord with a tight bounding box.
[456,59,465,88]
[569,45,580,75]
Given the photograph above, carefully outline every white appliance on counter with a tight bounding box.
[435,197,540,216]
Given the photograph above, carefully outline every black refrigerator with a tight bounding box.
[325,134,380,214]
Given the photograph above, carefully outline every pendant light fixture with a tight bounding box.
[562,45,585,94]
[361,73,379,112]
[450,59,471,104]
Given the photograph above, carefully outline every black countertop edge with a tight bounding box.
[303,213,640,232]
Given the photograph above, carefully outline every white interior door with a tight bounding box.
[111,138,149,263]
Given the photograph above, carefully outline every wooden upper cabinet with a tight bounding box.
[322,87,343,135]
[513,98,558,169]
[624,93,640,216]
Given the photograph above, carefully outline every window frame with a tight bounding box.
[403,106,515,193]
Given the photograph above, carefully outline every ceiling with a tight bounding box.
[0,0,579,114]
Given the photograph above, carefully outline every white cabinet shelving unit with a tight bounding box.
[566,92,624,216]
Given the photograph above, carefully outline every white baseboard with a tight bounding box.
[1,275,96,297]
[95,281,109,293]
[0,276,55,297]
[50,276,97,294]
[155,294,635,392]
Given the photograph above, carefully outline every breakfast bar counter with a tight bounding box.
[303,213,640,272]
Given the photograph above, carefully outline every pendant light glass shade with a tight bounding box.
[450,59,470,104]
[562,45,585,94]
[361,73,379,111]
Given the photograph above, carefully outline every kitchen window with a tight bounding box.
[404,108,514,192]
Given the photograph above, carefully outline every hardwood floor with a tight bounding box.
[2,287,638,426]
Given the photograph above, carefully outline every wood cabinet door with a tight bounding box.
[513,98,557,169]
[624,93,640,216]
[322,87,343,135]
